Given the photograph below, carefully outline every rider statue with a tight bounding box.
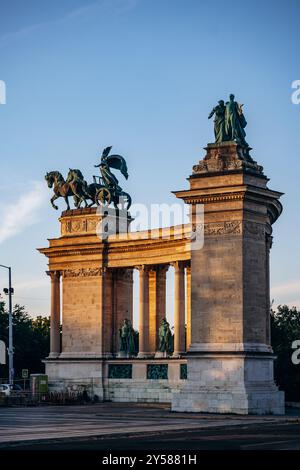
[94,146,128,194]
[94,147,122,193]
[46,146,131,211]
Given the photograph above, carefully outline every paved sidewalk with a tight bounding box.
[0,403,299,448]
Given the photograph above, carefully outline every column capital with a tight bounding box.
[171,260,185,271]
[46,270,61,281]
[135,265,150,273]
[155,264,169,275]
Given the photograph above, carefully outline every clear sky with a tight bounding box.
[0,0,299,325]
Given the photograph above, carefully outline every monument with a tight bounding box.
[40,98,284,413]
[171,95,284,414]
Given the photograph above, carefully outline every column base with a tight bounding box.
[171,353,285,415]
[137,352,154,359]
[47,352,60,359]
[172,352,185,358]
[155,351,168,358]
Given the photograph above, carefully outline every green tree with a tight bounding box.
[271,305,300,401]
[0,302,50,381]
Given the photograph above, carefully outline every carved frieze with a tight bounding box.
[198,220,242,236]
[192,143,264,175]
[61,217,100,236]
[63,267,104,278]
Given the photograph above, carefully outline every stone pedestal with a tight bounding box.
[171,142,285,415]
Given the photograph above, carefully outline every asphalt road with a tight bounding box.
[5,422,300,450]
[1,403,300,451]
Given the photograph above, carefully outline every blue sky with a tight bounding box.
[0,0,299,324]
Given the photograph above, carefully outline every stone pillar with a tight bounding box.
[60,266,107,358]
[172,142,284,415]
[112,268,134,355]
[266,234,273,344]
[149,265,168,355]
[186,263,191,351]
[102,268,114,358]
[137,266,151,358]
[47,270,61,358]
[173,261,185,357]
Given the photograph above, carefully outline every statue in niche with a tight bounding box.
[119,318,135,356]
[158,318,172,354]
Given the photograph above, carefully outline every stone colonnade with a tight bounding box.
[47,262,191,359]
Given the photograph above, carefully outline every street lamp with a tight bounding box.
[0,264,14,385]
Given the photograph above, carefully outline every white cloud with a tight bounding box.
[271,280,300,309]
[271,280,300,297]
[0,181,47,245]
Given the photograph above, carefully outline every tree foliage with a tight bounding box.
[271,305,300,401]
[0,301,50,380]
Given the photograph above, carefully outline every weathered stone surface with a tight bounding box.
[172,142,284,414]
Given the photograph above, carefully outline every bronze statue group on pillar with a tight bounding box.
[208,94,248,147]
[45,146,131,211]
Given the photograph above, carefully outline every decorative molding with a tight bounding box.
[46,270,61,280]
[62,267,105,278]
[61,217,100,236]
[184,192,245,205]
[201,220,242,236]
[243,221,265,240]
[192,143,264,175]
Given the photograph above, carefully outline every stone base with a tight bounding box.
[172,389,284,415]
[171,353,285,415]
[154,351,168,358]
[44,358,105,400]
[45,358,186,404]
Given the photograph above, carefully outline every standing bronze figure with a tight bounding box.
[225,94,248,147]
[208,100,227,143]
[158,318,172,354]
[209,94,249,148]
[119,318,135,356]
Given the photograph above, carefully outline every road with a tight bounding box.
[0,403,300,450]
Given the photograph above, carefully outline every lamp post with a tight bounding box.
[0,264,14,385]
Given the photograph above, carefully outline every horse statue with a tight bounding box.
[45,147,132,211]
[45,171,88,210]
[66,168,111,207]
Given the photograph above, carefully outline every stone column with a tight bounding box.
[149,265,168,355]
[47,270,61,358]
[137,266,151,358]
[172,141,284,415]
[173,261,185,357]
[186,263,191,351]
[112,268,134,355]
[266,234,273,344]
